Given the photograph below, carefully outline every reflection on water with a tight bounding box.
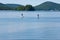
[0,11,60,40]
[0,18,60,40]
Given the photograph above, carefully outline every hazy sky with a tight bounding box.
[0,0,60,6]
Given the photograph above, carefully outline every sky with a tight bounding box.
[0,0,60,6]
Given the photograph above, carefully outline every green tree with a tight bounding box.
[16,6,25,10]
[25,5,35,11]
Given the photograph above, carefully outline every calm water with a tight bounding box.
[0,10,60,40]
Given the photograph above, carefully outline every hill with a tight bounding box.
[35,1,60,11]
[0,3,12,10]
[0,3,23,10]
[5,4,23,9]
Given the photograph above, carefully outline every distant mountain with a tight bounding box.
[0,3,23,10]
[35,1,60,11]
[5,4,23,9]
[0,3,12,10]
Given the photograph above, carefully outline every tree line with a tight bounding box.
[16,5,35,11]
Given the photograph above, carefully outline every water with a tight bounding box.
[0,10,60,40]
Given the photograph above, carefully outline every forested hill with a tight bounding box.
[35,1,60,11]
[5,4,23,9]
[0,3,23,10]
[0,3,11,10]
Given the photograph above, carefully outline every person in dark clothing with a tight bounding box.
[21,13,24,18]
[37,14,39,19]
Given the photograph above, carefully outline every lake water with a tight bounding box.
[0,10,60,40]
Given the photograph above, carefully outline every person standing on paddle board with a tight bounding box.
[21,13,24,18]
[37,14,39,19]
